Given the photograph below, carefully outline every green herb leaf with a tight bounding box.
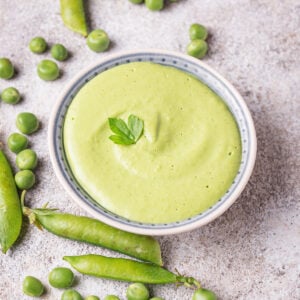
[109,135,135,145]
[108,118,134,140]
[128,114,144,142]
[108,115,144,145]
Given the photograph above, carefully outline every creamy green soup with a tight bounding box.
[64,62,241,224]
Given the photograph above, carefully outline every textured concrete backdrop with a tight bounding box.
[0,1,299,299]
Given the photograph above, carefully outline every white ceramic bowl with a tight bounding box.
[48,49,257,236]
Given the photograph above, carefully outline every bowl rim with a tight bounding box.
[48,49,257,236]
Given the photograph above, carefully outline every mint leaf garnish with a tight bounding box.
[128,115,144,142]
[108,115,144,145]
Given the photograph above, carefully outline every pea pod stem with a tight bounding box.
[0,149,22,253]
[64,254,201,288]
[22,202,162,266]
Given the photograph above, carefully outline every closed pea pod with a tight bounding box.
[0,149,22,253]
[63,254,200,287]
[60,0,88,36]
[22,207,162,265]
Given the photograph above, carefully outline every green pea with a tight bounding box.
[145,0,164,11]
[126,283,149,300]
[192,288,217,300]
[1,87,21,104]
[7,133,28,153]
[37,59,60,81]
[104,296,120,300]
[16,149,38,170]
[150,298,164,300]
[16,112,39,135]
[61,289,83,300]
[87,29,110,53]
[86,296,100,300]
[15,170,35,190]
[129,0,144,4]
[0,58,14,79]
[22,276,44,297]
[29,37,47,54]
[189,23,208,41]
[51,44,68,61]
[49,267,74,288]
[187,39,208,59]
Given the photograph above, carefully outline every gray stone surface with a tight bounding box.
[0,0,299,299]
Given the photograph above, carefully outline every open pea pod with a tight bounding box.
[0,150,22,253]
[60,0,88,36]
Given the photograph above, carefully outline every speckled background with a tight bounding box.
[0,1,299,299]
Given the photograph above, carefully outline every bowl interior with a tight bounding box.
[50,50,255,234]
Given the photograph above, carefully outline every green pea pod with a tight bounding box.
[64,254,200,287]
[60,0,88,37]
[0,150,22,253]
[23,208,162,265]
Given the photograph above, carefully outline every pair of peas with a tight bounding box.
[8,112,39,190]
[0,58,21,105]
[187,23,209,59]
[29,37,68,81]
[23,267,83,299]
[129,0,178,11]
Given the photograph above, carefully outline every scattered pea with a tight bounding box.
[16,149,38,170]
[37,59,60,81]
[192,288,217,300]
[22,276,44,297]
[0,58,14,79]
[189,23,208,41]
[104,296,120,300]
[51,44,68,61]
[187,39,208,59]
[145,0,164,11]
[129,0,144,4]
[1,87,21,104]
[126,283,149,300]
[16,112,39,135]
[86,29,110,53]
[86,296,100,300]
[61,289,83,300]
[29,37,47,54]
[49,267,74,288]
[7,133,28,153]
[15,170,35,190]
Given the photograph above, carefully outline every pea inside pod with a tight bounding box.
[22,207,162,265]
[0,149,22,253]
